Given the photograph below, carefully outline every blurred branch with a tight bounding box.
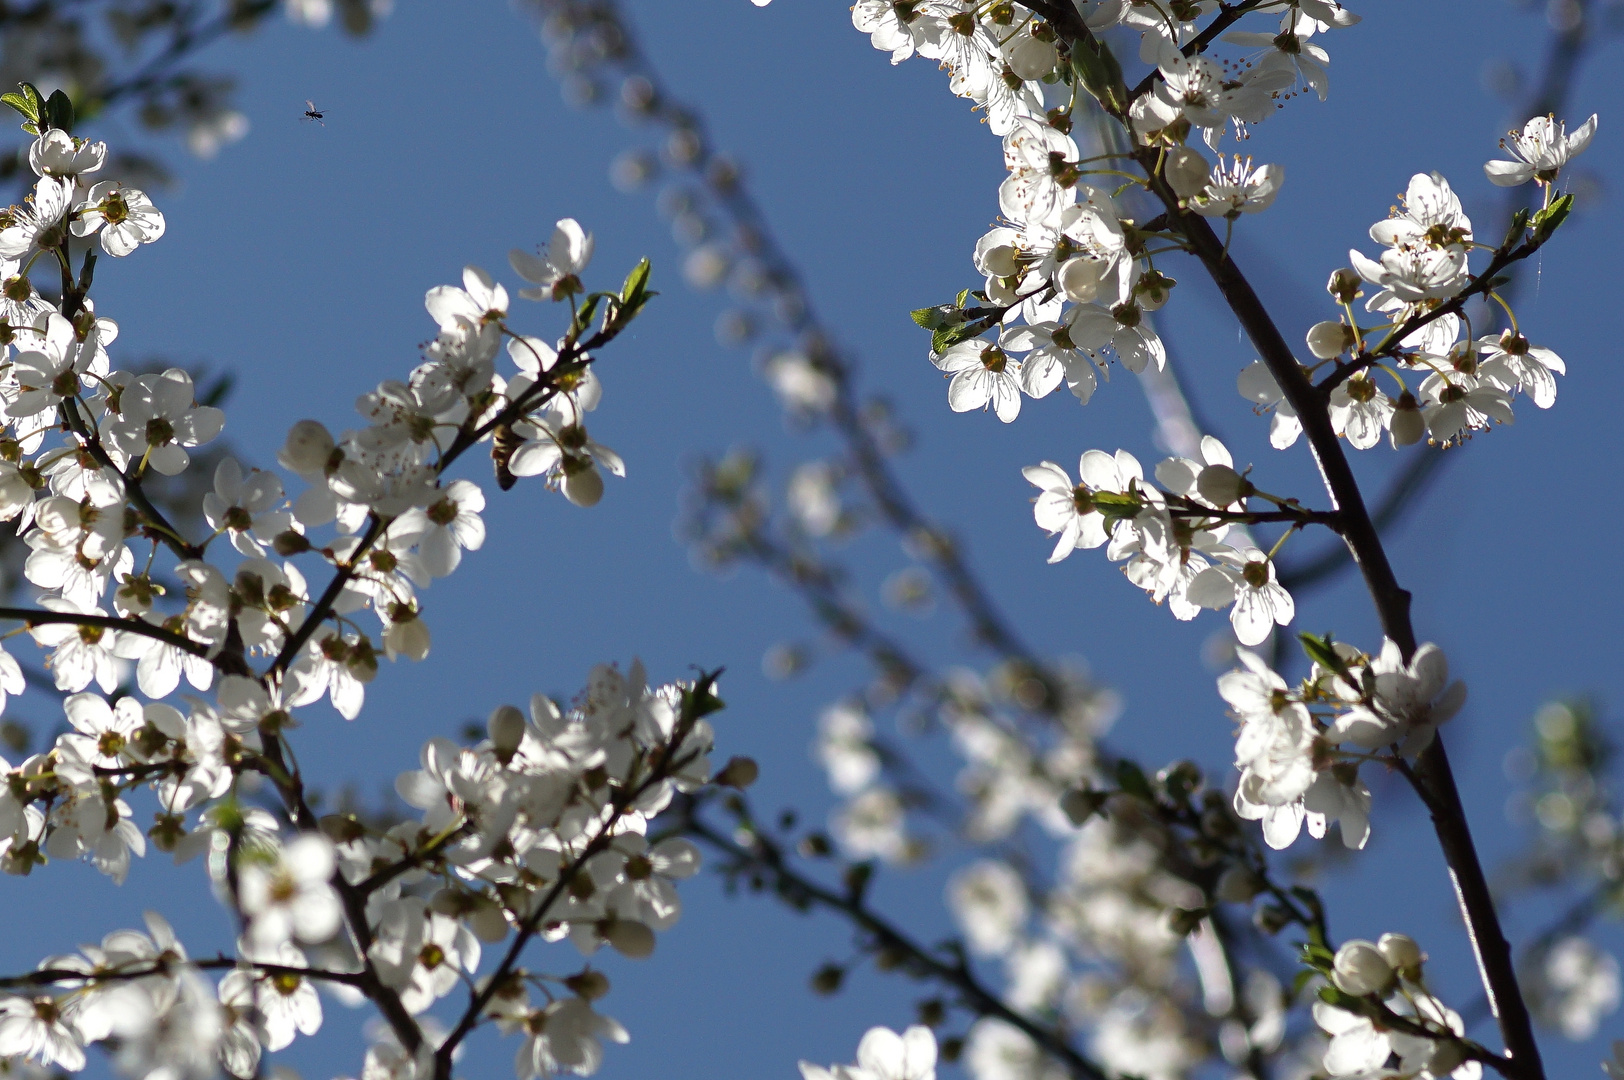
[675,793,1111,1080]
[525,0,1075,713]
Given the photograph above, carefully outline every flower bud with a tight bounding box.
[487,704,527,757]
[1377,932,1425,975]
[467,901,510,943]
[1196,464,1251,508]
[1423,1039,1466,1077]
[1327,268,1362,304]
[1165,145,1211,200]
[1215,865,1263,904]
[1057,257,1103,303]
[604,918,656,959]
[811,964,844,995]
[714,755,759,789]
[272,529,311,556]
[1331,939,1395,997]
[279,420,335,475]
[565,970,610,1000]
[1060,787,1107,826]
[1306,320,1357,360]
[1254,904,1291,934]
[1389,392,1424,446]
[562,461,604,507]
[1007,35,1058,82]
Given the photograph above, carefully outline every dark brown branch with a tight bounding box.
[1040,11,1547,1076]
[0,954,369,991]
[0,605,216,661]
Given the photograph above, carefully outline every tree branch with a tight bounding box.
[1038,12,1548,1076]
[677,801,1110,1080]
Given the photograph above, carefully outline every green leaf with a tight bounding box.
[1290,967,1320,999]
[1502,207,1532,248]
[1298,632,1345,675]
[911,305,947,330]
[1069,37,1125,111]
[576,294,602,331]
[930,319,992,354]
[1531,193,1574,242]
[1317,985,1367,1011]
[1113,759,1154,802]
[3,82,44,134]
[954,288,971,308]
[1091,490,1143,520]
[621,257,650,304]
[42,88,73,134]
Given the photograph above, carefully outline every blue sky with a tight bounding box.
[2,1,1621,1078]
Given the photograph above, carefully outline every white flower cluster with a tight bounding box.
[1313,935,1480,1080]
[1024,437,1295,647]
[799,1024,937,1080]
[0,661,714,1080]
[1263,162,1586,453]
[1222,638,1464,850]
[0,100,719,1080]
[815,663,1116,863]
[847,2,1363,423]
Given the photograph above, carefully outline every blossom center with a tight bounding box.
[1241,560,1270,589]
[145,416,175,447]
[427,497,459,526]
[979,346,1008,373]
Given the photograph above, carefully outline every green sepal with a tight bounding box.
[682,669,726,720]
